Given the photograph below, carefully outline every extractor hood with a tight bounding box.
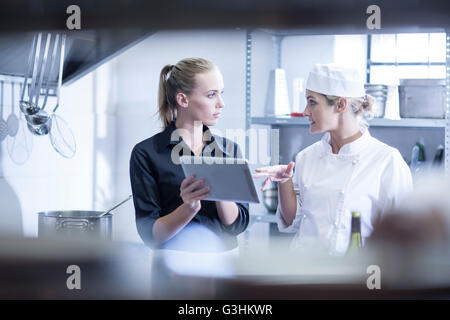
[0,29,153,86]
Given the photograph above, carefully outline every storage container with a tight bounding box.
[399,79,445,119]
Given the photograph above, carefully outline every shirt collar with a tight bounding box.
[320,125,371,156]
[159,120,227,155]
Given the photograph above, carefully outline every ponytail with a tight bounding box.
[158,64,176,128]
[157,58,215,128]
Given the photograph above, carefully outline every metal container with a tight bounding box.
[365,84,388,118]
[399,79,445,119]
[38,211,112,240]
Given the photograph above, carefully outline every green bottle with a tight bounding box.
[347,211,363,254]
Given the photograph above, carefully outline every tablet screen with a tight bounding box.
[180,156,260,203]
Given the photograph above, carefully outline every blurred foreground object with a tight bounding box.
[0,237,151,299]
[368,172,450,291]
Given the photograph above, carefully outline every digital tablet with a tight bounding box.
[180,156,260,203]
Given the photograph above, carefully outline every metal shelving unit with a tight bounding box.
[251,116,446,128]
[245,28,450,174]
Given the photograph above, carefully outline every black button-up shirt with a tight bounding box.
[129,120,249,251]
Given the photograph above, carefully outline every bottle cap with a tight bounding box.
[351,211,361,218]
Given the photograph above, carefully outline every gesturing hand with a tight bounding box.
[253,161,295,191]
[179,175,210,213]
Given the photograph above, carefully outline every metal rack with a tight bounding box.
[252,116,447,128]
[446,30,450,175]
[245,29,450,174]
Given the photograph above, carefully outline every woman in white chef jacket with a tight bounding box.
[254,64,413,255]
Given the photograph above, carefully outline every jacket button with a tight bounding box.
[340,190,345,195]
[352,159,358,165]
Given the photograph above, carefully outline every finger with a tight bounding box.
[180,175,195,190]
[183,178,205,194]
[285,162,295,175]
[181,180,204,198]
[253,173,270,178]
[190,186,211,198]
[261,178,271,191]
[193,193,210,201]
[254,167,268,173]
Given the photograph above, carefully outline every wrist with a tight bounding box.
[182,203,199,215]
[279,177,292,185]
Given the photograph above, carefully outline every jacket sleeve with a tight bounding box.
[379,149,414,215]
[129,146,162,247]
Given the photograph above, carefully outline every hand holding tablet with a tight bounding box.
[180,156,260,203]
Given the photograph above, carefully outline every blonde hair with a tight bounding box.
[158,57,215,128]
[323,94,375,126]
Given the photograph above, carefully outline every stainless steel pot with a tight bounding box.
[38,210,112,240]
[365,84,388,118]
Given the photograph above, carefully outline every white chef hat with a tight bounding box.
[306,64,365,98]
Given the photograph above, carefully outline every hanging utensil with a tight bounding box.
[26,34,61,136]
[0,81,8,142]
[42,34,60,111]
[25,33,52,135]
[7,82,19,137]
[49,112,76,158]
[7,83,33,165]
[20,33,42,116]
[20,35,36,104]
[33,33,51,109]
[48,34,77,158]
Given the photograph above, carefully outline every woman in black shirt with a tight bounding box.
[129,58,249,252]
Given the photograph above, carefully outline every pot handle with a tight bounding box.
[58,219,90,230]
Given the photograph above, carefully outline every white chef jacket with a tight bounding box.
[276,126,413,255]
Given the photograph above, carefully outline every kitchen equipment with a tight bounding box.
[97,195,133,218]
[38,210,113,240]
[399,79,445,119]
[432,145,444,167]
[31,33,51,111]
[25,33,60,135]
[6,82,19,137]
[48,35,76,158]
[278,112,305,117]
[21,34,76,158]
[7,83,33,164]
[262,181,278,213]
[0,81,7,142]
[37,194,132,240]
[364,84,388,118]
[19,33,41,116]
[265,68,291,116]
[410,141,425,176]
[26,121,50,135]
[48,113,76,158]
